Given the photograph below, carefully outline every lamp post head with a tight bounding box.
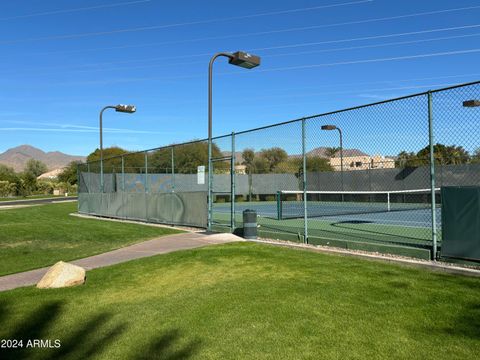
[321,125,337,130]
[463,99,480,108]
[115,104,136,113]
[228,51,261,69]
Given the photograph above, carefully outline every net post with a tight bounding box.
[231,132,236,232]
[428,91,438,260]
[387,192,390,211]
[277,191,282,220]
[302,118,308,244]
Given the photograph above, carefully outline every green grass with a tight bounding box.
[0,242,479,359]
[0,194,77,202]
[0,202,182,276]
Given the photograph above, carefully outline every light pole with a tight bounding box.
[207,51,260,231]
[208,51,261,231]
[321,125,344,191]
[99,104,136,192]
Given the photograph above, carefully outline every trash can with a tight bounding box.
[243,209,257,240]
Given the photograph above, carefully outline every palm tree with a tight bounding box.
[324,147,340,158]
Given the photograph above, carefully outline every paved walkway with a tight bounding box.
[0,232,242,292]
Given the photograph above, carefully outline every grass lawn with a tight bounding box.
[0,242,479,359]
[0,202,182,276]
[0,194,77,202]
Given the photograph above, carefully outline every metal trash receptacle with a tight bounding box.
[243,209,257,239]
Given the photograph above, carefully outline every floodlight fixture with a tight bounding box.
[321,125,338,131]
[115,104,136,113]
[463,99,480,108]
[228,51,261,69]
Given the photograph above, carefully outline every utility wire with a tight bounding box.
[28,5,480,54]
[7,24,480,74]
[0,0,151,21]
[0,0,371,44]
[37,47,480,86]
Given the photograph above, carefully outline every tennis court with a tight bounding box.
[212,195,438,251]
[213,201,439,228]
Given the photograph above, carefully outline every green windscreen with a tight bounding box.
[441,186,480,262]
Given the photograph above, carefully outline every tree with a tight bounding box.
[241,149,255,174]
[148,141,227,174]
[58,161,83,185]
[86,146,128,162]
[471,148,480,164]
[275,157,334,175]
[324,147,340,158]
[0,164,18,183]
[395,151,421,167]
[258,147,288,173]
[416,144,469,165]
[395,144,470,168]
[86,146,144,173]
[24,159,48,177]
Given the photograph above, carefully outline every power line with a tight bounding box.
[250,48,480,74]
[38,47,480,87]
[0,0,151,21]
[14,23,480,74]
[62,33,480,74]
[251,24,480,52]
[0,0,371,45]
[28,5,480,54]
[270,32,480,58]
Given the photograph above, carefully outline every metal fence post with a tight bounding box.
[145,152,148,221]
[208,140,212,231]
[87,163,90,194]
[171,146,175,193]
[121,156,125,219]
[302,118,308,244]
[428,91,438,260]
[231,132,236,232]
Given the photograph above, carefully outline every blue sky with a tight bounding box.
[0,0,479,156]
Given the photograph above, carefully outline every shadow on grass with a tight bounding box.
[0,299,201,359]
[442,302,480,340]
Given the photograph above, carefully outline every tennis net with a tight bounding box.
[277,188,440,220]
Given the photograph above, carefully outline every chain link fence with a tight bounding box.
[78,80,480,260]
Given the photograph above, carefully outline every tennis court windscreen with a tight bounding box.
[277,189,440,220]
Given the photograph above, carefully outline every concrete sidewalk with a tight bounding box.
[0,232,241,292]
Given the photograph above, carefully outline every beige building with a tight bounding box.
[329,155,395,171]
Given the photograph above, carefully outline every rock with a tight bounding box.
[37,261,86,289]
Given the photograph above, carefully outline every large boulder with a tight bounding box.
[37,261,86,289]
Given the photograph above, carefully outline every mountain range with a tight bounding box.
[0,145,86,172]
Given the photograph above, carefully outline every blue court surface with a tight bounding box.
[213,201,440,229]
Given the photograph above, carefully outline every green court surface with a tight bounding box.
[212,201,437,258]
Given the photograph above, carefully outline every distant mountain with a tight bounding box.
[0,145,86,172]
[306,147,368,158]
